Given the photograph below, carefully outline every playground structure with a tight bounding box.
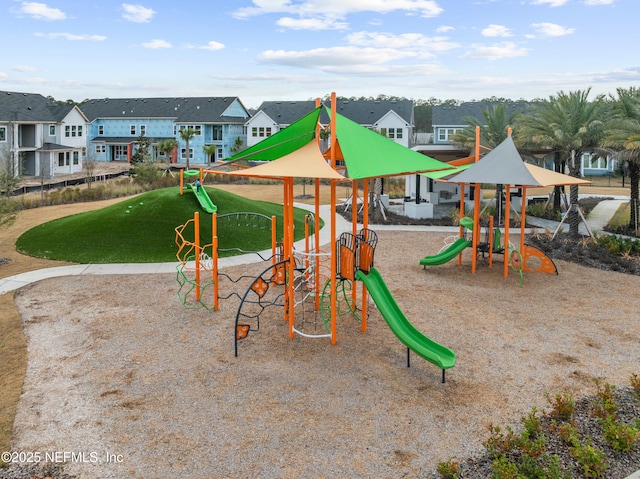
[419,128,588,283]
[174,92,458,382]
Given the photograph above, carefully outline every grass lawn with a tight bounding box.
[16,186,314,263]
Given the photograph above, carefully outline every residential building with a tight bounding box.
[81,97,250,165]
[246,99,415,148]
[0,91,87,178]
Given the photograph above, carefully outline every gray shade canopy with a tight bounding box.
[447,136,539,186]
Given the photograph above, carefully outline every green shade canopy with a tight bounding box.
[226,107,322,162]
[331,109,453,180]
[422,162,473,180]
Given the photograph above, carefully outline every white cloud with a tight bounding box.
[481,24,513,37]
[531,22,575,36]
[460,42,529,60]
[142,39,171,49]
[259,46,403,67]
[234,0,443,18]
[276,16,348,30]
[121,4,156,23]
[12,65,37,72]
[16,2,66,21]
[529,0,569,6]
[35,32,107,41]
[436,25,454,33]
[186,41,225,51]
[346,31,458,53]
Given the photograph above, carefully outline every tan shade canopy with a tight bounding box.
[524,163,591,187]
[229,140,346,180]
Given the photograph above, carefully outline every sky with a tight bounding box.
[1,0,639,108]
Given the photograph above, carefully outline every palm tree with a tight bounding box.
[515,89,606,236]
[179,127,196,170]
[450,103,521,151]
[601,87,640,233]
[158,139,178,164]
[450,104,522,225]
[202,144,217,164]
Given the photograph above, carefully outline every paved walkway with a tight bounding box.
[0,197,633,295]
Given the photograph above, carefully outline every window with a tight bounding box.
[73,151,79,165]
[438,128,462,142]
[181,148,194,160]
[582,153,607,170]
[266,127,272,137]
[77,125,83,137]
[98,125,104,135]
[217,147,223,160]
[0,126,6,142]
[95,145,106,153]
[140,125,146,136]
[58,152,70,167]
[395,128,403,139]
[49,124,56,136]
[179,125,202,135]
[212,125,222,141]
[65,126,70,137]
[130,125,136,135]
[252,127,258,137]
[114,145,128,160]
[71,126,77,137]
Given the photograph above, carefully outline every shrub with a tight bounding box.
[545,392,575,420]
[436,458,460,479]
[570,438,609,478]
[601,416,640,452]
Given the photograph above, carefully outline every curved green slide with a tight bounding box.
[187,184,217,214]
[419,237,470,267]
[355,267,455,382]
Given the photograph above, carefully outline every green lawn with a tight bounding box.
[16,186,314,263]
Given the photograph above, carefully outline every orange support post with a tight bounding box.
[212,213,218,310]
[504,185,511,278]
[471,127,481,274]
[330,92,338,344]
[179,169,184,195]
[194,212,201,301]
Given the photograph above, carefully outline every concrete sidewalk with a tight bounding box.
[0,197,632,295]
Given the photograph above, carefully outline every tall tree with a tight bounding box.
[158,139,178,164]
[515,89,606,236]
[601,87,640,233]
[179,127,196,170]
[202,144,217,164]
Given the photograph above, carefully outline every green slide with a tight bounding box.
[187,184,217,214]
[356,267,455,382]
[419,237,471,267]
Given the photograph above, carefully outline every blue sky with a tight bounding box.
[1,0,638,108]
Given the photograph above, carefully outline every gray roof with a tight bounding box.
[255,99,414,126]
[0,90,74,122]
[334,99,413,125]
[80,97,249,124]
[254,101,328,125]
[432,101,531,126]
